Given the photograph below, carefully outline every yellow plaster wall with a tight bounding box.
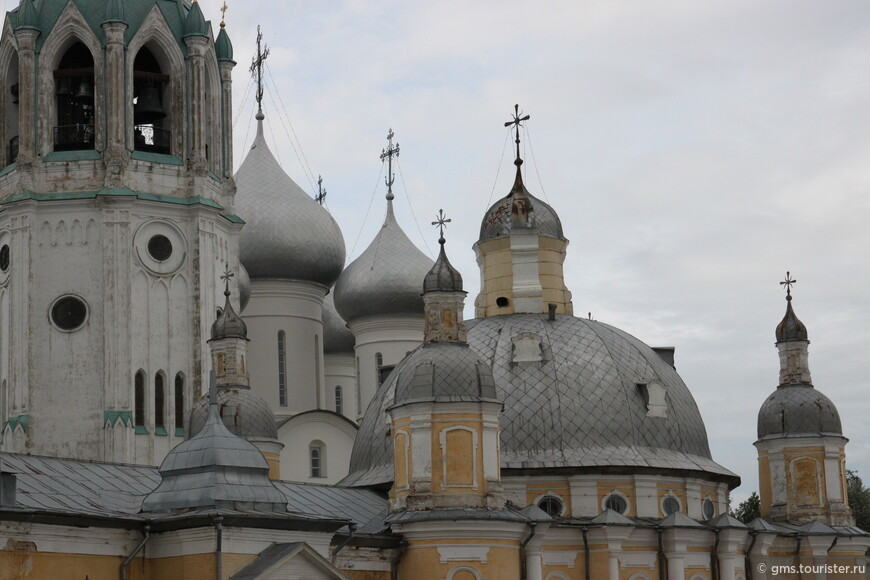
[344,571,391,580]
[684,568,709,580]
[263,451,280,480]
[0,551,146,580]
[757,451,772,518]
[398,540,520,580]
[431,413,487,496]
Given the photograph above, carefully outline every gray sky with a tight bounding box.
[214,0,870,504]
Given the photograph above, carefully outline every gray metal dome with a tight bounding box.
[423,241,463,294]
[333,201,434,322]
[342,313,738,488]
[757,385,842,440]
[392,342,497,405]
[188,387,278,441]
[210,288,247,341]
[237,262,251,313]
[322,291,354,354]
[478,170,565,243]
[234,120,346,286]
[776,297,808,342]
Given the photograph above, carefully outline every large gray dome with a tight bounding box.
[757,385,842,440]
[322,291,354,354]
[342,313,738,488]
[234,120,345,285]
[188,387,278,441]
[333,202,433,322]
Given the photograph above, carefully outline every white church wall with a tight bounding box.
[277,411,357,484]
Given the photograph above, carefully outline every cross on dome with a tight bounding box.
[504,104,530,167]
[780,271,797,300]
[380,129,400,201]
[250,26,270,117]
[432,209,451,244]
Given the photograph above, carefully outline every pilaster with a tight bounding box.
[102,21,129,187]
[12,29,38,172]
[184,35,209,176]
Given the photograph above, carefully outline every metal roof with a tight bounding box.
[757,384,842,440]
[333,200,433,322]
[235,120,346,285]
[0,452,385,530]
[344,313,738,488]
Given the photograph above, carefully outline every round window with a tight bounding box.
[537,495,564,517]
[147,234,173,262]
[604,494,628,514]
[496,296,509,308]
[51,296,88,331]
[662,496,680,515]
[703,498,715,520]
[0,245,9,272]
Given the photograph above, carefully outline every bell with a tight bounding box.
[74,78,93,101]
[56,77,73,96]
[10,83,19,104]
[134,84,166,124]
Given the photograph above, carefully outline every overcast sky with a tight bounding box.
[210,0,870,504]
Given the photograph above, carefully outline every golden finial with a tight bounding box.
[220,1,228,28]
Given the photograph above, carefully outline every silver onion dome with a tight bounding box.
[322,291,354,354]
[478,168,565,243]
[757,385,842,440]
[333,202,434,322]
[343,313,738,488]
[234,120,346,286]
[237,262,251,312]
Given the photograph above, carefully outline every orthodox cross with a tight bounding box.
[380,129,400,201]
[250,26,270,114]
[315,175,327,205]
[780,271,796,299]
[432,209,451,243]
[220,264,235,295]
[504,104,530,166]
[220,1,228,28]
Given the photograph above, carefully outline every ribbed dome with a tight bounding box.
[343,313,738,488]
[210,287,247,341]
[333,201,433,322]
[188,387,278,441]
[423,241,463,294]
[478,169,565,243]
[392,343,497,405]
[322,291,354,354]
[776,298,808,342]
[235,120,345,285]
[757,385,842,440]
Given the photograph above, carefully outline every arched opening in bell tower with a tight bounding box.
[3,50,19,167]
[132,46,171,155]
[53,42,95,152]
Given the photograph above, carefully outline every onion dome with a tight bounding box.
[103,0,125,24]
[391,343,496,406]
[210,281,247,341]
[423,233,463,294]
[333,201,433,321]
[776,296,808,342]
[143,401,287,512]
[215,25,233,61]
[234,119,346,285]
[15,0,39,31]
[188,387,278,440]
[757,386,842,440]
[237,262,251,312]
[323,291,354,354]
[343,314,738,488]
[479,166,565,243]
[183,0,208,38]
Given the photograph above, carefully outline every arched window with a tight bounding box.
[334,386,343,415]
[174,372,185,434]
[154,372,166,431]
[5,50,20,166]
[277,331,287,406]
[310,441,325,478]
[132,47,170,154]
[54,42,95,151]
[0,379,7,425]
[134,370,146,430]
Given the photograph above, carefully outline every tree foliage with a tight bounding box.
[732,491,761,524]
[847,470,870,532]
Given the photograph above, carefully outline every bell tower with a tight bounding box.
[0,0,240,466]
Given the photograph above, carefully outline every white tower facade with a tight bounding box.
[0,0,239,466]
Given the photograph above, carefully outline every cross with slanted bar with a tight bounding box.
[432,209,451,241]
[780,271,797,298]
[250,26,270,113]
[380,129,400,200]
[504,104,530,166]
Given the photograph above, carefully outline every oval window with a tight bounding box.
[51,296,88,331]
